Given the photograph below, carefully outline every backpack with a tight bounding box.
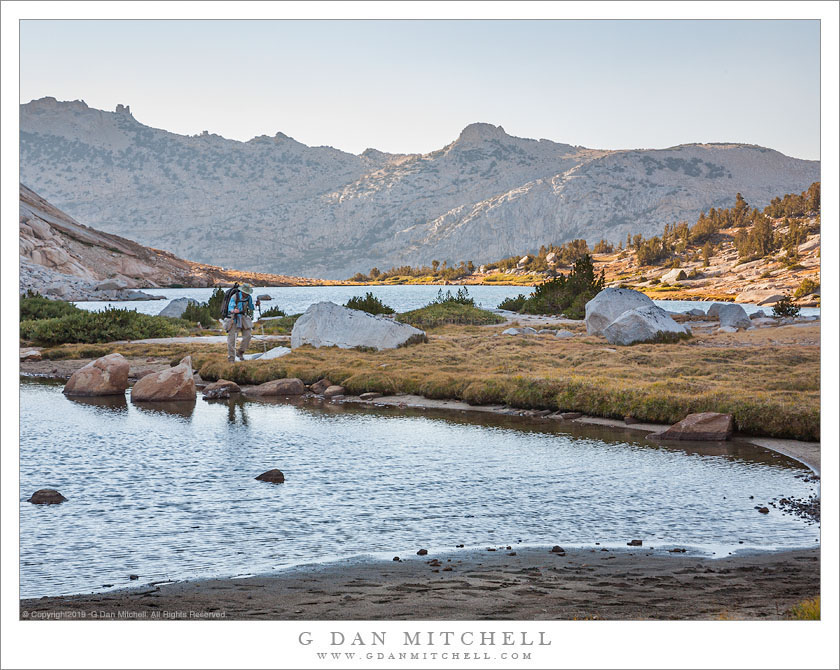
[220,285,240,319]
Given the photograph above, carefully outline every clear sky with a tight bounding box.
[20,19,820,159]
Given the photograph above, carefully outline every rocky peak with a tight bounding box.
[455,122,510,144]
[115,103,132,116]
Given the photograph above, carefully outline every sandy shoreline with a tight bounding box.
[20,546,819,620]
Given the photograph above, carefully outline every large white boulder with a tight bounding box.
[705,303,728,318]
[602,305,690,345]
[158,297,198,318]
[717,303,751,330]
[585,288,654,335]
[291,302,426,351]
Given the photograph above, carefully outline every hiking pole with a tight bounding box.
[257,300,267,355]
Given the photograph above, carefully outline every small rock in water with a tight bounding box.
[550,545,565,554]
[255,469,285,484]
[668,548,687,553]
[486,547,497,551]
[27,489,67,505]
[758,507,770,514]
[627,539,643,546]
[129,574,139,580]
[393,556,400,561]
[323,385,345,398]
[417,548,428,556]
[455,544,464,548]
[310,378,333,395]
[359,392,382,401]
[507,552,517,556]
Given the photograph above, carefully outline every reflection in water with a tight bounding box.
[131,400,196,420]
[66,394,128,413]
[20,381,819,598]
[203,396,251,426]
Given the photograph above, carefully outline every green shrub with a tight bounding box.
[516,254,605,319]
[429,287,474,306]
[20,292,82,321]
[207,287,227,317]
[397,303,505,329]
[260,305,287,318]
[345,292,395,315]
[793,278,820,299]
[180,302,217,328]
[772,295,801,318]
[20,306,189,346]
[498,294,527,311]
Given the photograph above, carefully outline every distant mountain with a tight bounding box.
[20,97,819,278]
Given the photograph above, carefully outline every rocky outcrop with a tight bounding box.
[718,304,752,330]
[27,489,68,505]
[244,378,306,396]
[706,303,727,318]
[502,327,537,336]
[18,183,323,299]
[291,302,426,350]
[158,298,198,318]
[601,305,689,345]
[63,353,130,396]
[20,98,819,278]
[585,288,654,335]
[131,356,196,401]
[202,379,241,399]
[657,412,734,441]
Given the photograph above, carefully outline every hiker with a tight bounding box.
[223,284,259,361]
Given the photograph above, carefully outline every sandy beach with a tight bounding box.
[20,546,819,621]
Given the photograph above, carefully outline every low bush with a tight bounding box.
[260,305,287,318]
[20,292,82,321]
[498,294,527,311]
[397,302,505,329]
[345,292,395,315]
[429,287,475,306]
[503,254,605,319]
[180,301,218,328]
[20,306,190,346]
[772,295,801,318]
[793,277,820,299]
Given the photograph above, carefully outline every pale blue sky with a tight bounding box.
[20,20,820,159]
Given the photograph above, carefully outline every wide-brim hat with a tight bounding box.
[240,284,253,295]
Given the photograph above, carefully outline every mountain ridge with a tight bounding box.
[20,97,819,278]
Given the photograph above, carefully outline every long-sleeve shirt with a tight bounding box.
[228,292,254,318]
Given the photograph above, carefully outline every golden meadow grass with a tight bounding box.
[37,323,819,440]
[183,323,818,441]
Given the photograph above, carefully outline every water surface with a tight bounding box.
[72,285,821,317]
[20,381,818,598]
